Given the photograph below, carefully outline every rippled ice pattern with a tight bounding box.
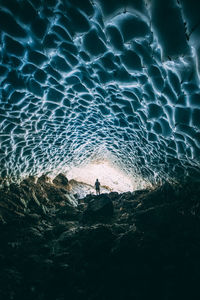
[0,0,200,183]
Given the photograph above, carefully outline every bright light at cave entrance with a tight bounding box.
[67,161,146,194]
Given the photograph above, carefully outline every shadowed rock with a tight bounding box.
[83,194,114,223]
[0,182,200,299]
[53,173,69,187]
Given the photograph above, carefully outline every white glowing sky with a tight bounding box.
[66,161,147,193]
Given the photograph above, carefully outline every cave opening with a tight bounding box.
[66,159,148,197]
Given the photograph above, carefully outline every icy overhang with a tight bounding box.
[0,0,200,183]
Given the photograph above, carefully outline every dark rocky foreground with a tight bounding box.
[1,175,200,300]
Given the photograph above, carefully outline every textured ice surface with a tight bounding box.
[0,0,200,183]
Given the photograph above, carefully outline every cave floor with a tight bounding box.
[1,180,200,300]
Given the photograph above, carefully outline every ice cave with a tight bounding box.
[0,0,200,184]
[0,0,200,299]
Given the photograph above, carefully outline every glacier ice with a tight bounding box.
[0,0,200,183]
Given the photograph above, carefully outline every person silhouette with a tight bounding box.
[95,179,100,195]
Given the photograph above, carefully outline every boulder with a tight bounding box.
[56,204,80,221]
[108,192,119,201]
[53,173,68,187]
[37,174,50,183]
[83,194,114,223]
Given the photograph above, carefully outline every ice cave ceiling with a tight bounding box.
[0,0,200,182]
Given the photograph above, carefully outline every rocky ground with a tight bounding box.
[0,175,200,300]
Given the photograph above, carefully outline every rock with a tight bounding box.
[9,183,21,196]
[134,204,179,234]
[58,229,78,247]
[56,204,80,221]
[53,173,68,187]
[108,192,119,201]
[37,174,50,183]
[25,213,41,223]
[83,194,114,223]
[132,189,150,198]
[65,193,78,206]
[1,182,200,300]
[22,176,36,185]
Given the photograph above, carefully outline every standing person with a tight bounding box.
[95,179,100,195]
